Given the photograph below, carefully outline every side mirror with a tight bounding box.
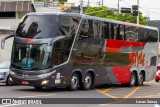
[1,35,15,49]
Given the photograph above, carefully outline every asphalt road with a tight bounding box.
[0,80,159,107]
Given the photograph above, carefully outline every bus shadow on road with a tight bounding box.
[13,87,71,93]
[8,82,156,93]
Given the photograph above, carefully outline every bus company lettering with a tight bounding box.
[129,51,145,67]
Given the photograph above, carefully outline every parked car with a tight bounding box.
[0,61,12,85]
[155,64,160,82]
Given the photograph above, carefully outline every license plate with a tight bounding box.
[22,81,29,85]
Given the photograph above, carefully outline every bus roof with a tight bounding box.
[26,12,158,31]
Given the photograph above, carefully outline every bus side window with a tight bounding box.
[118,25,125,40]
[139,28,158,42]
[93,20,101,38]
[125,26,138,42]
[110,23,114,39]
[101,22,110,39]
[52,37,73,65]
[58,16,80,37]
[79,19,94,40]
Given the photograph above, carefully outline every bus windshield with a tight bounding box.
[16,15,59,39]
[16,14,81,39]
[11,42,52,70]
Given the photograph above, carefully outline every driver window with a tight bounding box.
[52,37,74,65]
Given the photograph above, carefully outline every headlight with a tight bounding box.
[38,70,56,78]
[10,70,15,75]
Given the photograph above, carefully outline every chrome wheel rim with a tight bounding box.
[131,74,135,85]
[85,75,91,87]
[71,76,78,87]
[139,73,143,84]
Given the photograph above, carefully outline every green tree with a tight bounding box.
[59,0,67,3]
[85,6,147,25]
[85,6,117,20]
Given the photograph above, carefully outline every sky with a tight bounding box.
[68,0,160,20]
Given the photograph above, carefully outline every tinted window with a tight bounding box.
[58,16,80,37]
[125,26,138,41]
[16,15,59,39]
[16,15,80,39]
[101,22,110,39]
[138,28,158,42]
[79,19,94,40]
[52,37,74,65]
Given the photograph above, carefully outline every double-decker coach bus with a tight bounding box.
[1,12,159,90]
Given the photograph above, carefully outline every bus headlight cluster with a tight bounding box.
[41,80,49,85]
[38,70,56,78]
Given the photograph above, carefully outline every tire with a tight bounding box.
[82,73,93,90]
[34,86,43,90]
[68,73,79,91]
[128,72,136,87]
[6,76,12,86]
[136,72,144,86]
[155,79,159,82]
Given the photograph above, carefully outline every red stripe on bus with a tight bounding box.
[112,66,131,83]
[106,39,146,52]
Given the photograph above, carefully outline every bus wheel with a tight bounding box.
[68,73,79,91]
[136,72,144,86]
[82,73,93,90]
[6,76,12,86]
[128,72,136,87]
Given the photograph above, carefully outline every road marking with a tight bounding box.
[95,89,116,98]
[18,94,56,98]
[102,87,113,93]
[124,86,141,98]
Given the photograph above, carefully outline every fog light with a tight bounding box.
[9,77,13,82]
[41,80,49,85]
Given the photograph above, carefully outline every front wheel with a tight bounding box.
[82,73,93,90]
[6,76,12,86]
[128,72,136,87]
[68,73,79,91]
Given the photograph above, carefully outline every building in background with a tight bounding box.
[59,2,74,12]
[63,6,87,13]
[34,0,60,12]
[0,0,35,32]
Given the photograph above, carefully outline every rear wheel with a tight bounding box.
[128,72,136,87]
[136,72,144,86]
[82,73,93,90]
[68,73,79,91]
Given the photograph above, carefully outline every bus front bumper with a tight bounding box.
[9,71,67,88]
